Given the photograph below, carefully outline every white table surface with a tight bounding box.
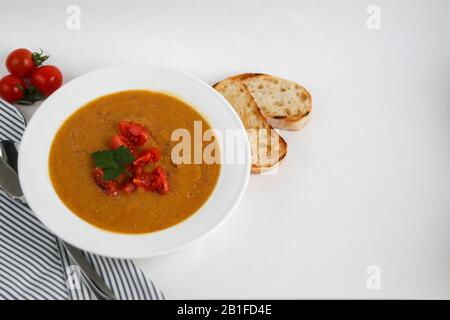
[1,0,449,299]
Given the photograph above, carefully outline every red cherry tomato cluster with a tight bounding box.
[0,48,63,104]
[93,121,170,196]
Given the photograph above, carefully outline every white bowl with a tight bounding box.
[19,65,250,258]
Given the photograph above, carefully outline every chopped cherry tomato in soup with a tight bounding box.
[151,175,169,195]
[121,182,136,194]
[153,166,167,178]
[132,172,154,190]
[133,147,160,166]
[133,166,169,194]
[92,168,119,195]
[91,120,167,195]
[110,135,136,155]
[133,164,144,176]
[119,121,150,146]
[152,167,169,194]
[125,163,143,176]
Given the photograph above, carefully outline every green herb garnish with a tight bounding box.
[92,146,135,180]
[32,49,50,66]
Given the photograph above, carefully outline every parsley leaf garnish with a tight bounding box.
[103,168,123,180]
[115,146,135,166]
[92,146,135,180]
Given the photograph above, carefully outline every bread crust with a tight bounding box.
[213,77,288,174]
[263,111,310,131]
[235,73,312,131]
[249,137,287,174]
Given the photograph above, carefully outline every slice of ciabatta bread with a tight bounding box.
[241,73,311,131]
[213,76,287,174]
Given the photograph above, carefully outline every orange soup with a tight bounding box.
[49,90,220,234]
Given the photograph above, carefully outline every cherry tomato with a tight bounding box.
[133,173,153,189]
[133,148,160,166]
[121,182,136,194]
[6,48,35,77]
[153,166,167,178]
[92,168,119,195]
[151,175,169,194]
[134,165,144,176]
[119,121,150,146]
[0,75,25,102]
[130,164,144,176]
[125,163,143,177]
[30,65,63,96]
[110,135,136,155]
[151,167,169,194]
[133,166,169,194]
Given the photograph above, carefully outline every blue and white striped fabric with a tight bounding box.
[0,100,164,300]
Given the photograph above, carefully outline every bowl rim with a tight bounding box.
[18,64,251,258]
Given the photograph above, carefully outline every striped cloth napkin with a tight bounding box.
[0,100,164,300]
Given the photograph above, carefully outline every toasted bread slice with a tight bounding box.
[241,73,311,131]
[213,76,287,174]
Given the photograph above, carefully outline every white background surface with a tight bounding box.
[1,0,449,299]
